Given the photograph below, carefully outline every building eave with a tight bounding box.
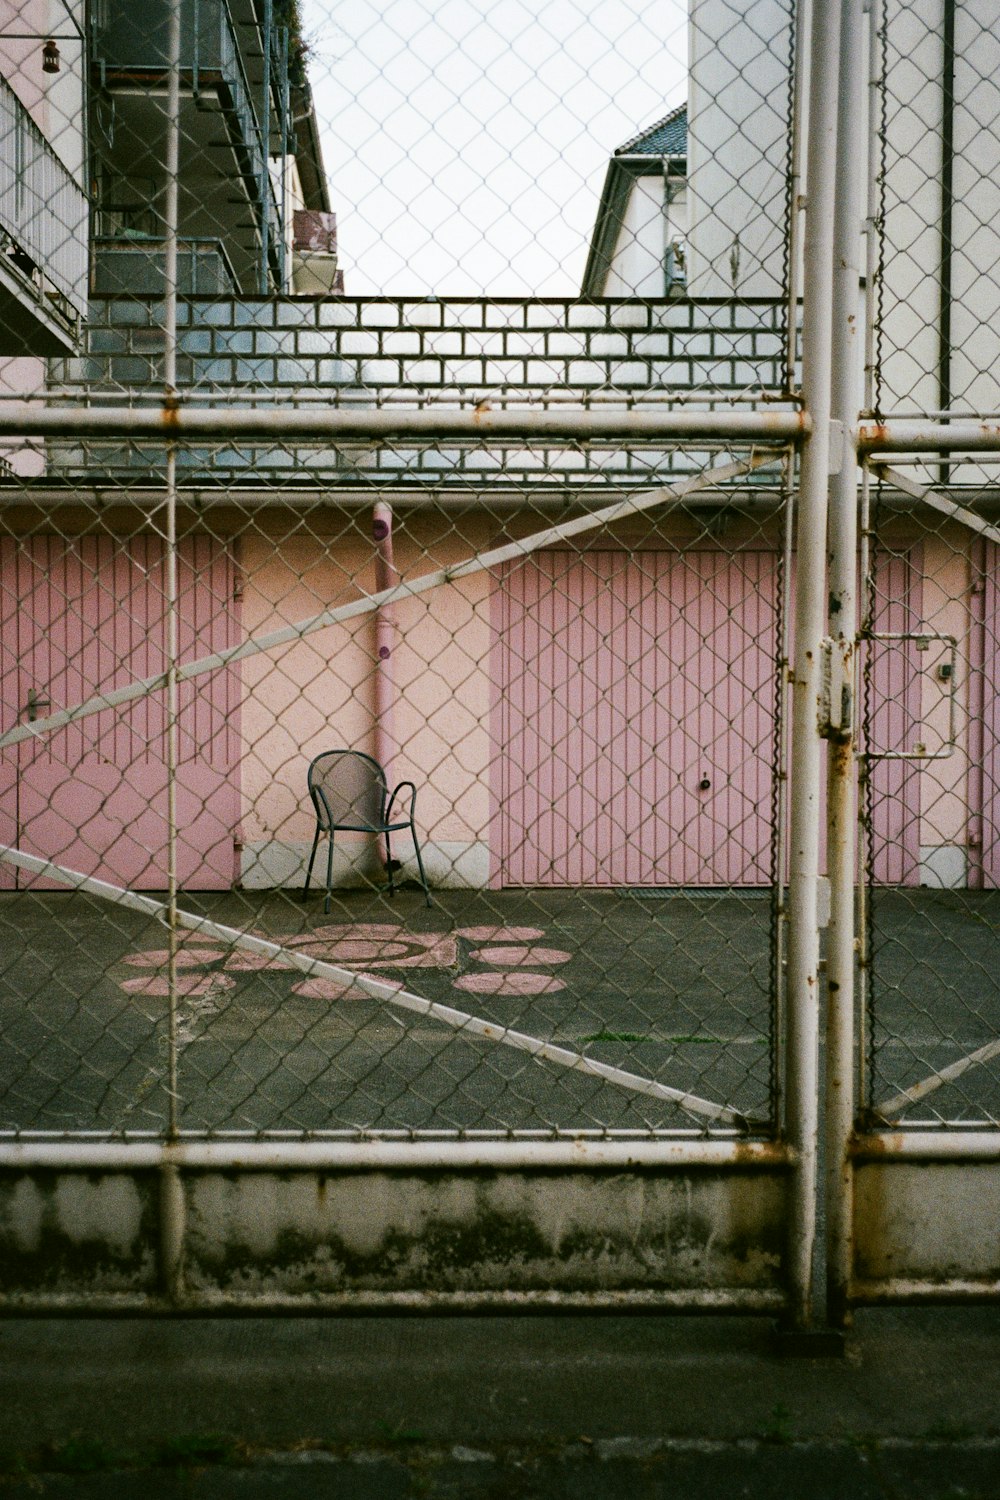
[292,79,331,214]
[580,155,686,299]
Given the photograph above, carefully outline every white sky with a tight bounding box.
[300,0,687,296]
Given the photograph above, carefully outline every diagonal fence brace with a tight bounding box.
[873,1037,1000,1121]
[0,453,777,751]
[0,843,749,1130]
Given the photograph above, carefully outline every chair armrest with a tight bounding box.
[309,784,331,828]
[385,780,417,822]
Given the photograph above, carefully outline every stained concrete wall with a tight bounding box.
[0,1147,790,1307]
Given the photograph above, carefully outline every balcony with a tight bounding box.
[91,237,239,296]
[90,0,284,294]
[0,76,88,355]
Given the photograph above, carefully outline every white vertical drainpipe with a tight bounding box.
[372,501,397,867]
[825,0,868,1329]
[784,0,843,1331]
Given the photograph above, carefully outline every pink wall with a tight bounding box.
[0,533,238,890]
[237,513,495,888]
[2,510,993,896]
[498,546,780,886]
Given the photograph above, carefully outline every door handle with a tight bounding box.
[24,689,50,722]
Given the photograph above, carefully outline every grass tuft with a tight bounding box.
[156,1433,236,1467]
[46,1437,125,1474]
[758,1403,796,1445]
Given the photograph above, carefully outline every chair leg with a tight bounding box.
[324,831,334,915]
[302,826,321,903]
[385,832,396,897]
[412,823,432,907]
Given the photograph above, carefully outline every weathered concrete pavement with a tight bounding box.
[2,1307,999,1496]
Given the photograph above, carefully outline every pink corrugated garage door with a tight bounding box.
[498,550,780,887]
[0,535,239,891]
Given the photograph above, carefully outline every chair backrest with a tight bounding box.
[307,750,387,831]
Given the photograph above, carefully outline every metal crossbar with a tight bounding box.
[872,463,1000,548]
[874,1039,1000,1122]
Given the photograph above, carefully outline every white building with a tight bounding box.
[579,0,1000,893]
[581,104,688,299]
[0,0,88,359]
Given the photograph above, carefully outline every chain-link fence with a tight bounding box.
[0,428,794,1139]
[3,0,1000,1313]
[0,0,809,1152]
[860,0,1000,1134]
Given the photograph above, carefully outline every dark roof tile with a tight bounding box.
[615,103,687,158]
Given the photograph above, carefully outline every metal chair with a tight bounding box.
[303,749,432,912]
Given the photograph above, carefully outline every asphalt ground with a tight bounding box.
[0,884,774,1134]
[2,886,1000,1495]
[1,1307,1000,1497]
[1,884,999,1133]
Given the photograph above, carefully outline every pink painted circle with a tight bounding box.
[297,938,411,961]
[311,924,405,940]
[122,948,224,968]
[224,952,295,971]
[121,974,236,996]
[467,945,572,967]
[453,973,566,995]
[291,973,403,1001]
[456,926,544,942]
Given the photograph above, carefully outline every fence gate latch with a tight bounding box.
[819,637,853,743]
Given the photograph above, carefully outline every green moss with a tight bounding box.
[46,1437,127,1474]
[156,1433,237,1467]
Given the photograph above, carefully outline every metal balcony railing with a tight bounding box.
[92,0,284,289]
[91,237,239,296]
[0,75,88,329]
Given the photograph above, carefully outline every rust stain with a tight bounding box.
[848,1128,903,1157]
[858,423,889,451]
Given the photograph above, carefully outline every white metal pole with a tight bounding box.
[163,0,181,1143]
[862,0,883,422]
[772,447,798,1124]
[825,0,868,1329]
[0,1139,793,1171]
[0,406,808,442]
[784,0,843,1331]
[856,0,883,1119]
